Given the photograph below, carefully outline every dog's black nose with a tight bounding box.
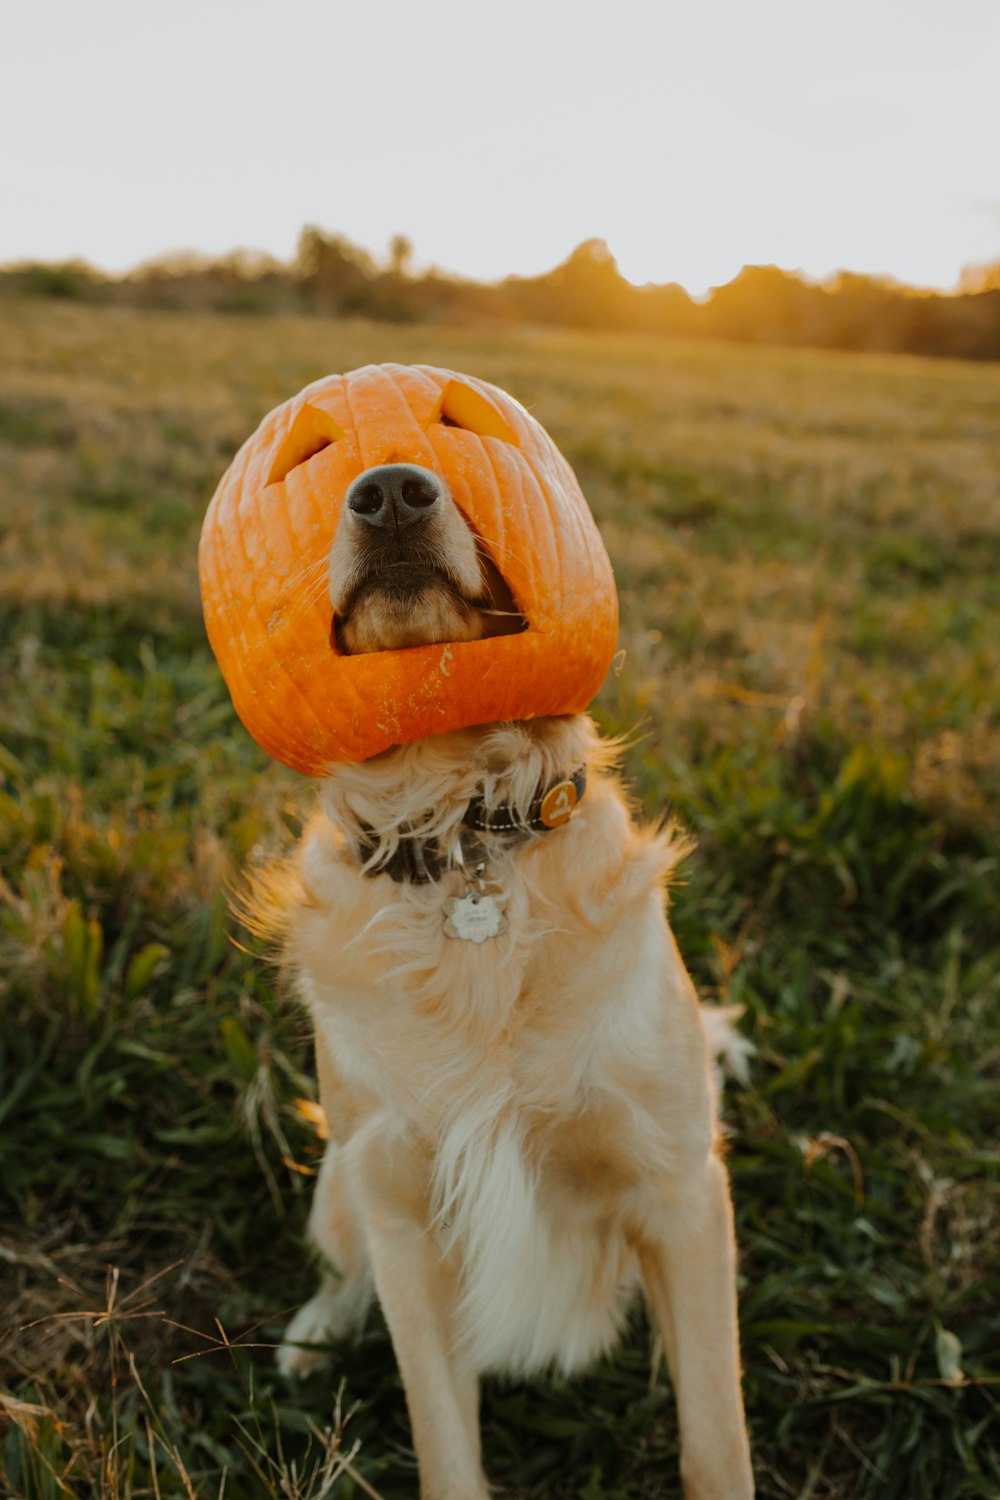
[345,464,445,530]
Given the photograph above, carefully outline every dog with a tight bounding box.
[259,459,755,1499]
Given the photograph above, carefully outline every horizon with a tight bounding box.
[5,0,1000,299]
[6,228,996,301]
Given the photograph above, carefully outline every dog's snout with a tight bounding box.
[346,464,445,530]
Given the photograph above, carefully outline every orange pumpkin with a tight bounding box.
[199,363,618,773]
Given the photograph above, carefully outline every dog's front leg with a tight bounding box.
[357,1132,488,1500]
[637,1154,754,1500]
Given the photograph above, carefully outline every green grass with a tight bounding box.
[1,299,999,1499]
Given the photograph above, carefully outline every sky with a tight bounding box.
[4,0,1000,297]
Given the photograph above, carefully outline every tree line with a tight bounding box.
[4,229,1000,362]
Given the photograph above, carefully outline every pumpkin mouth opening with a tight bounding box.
[331,564,481,655]
[330,553,527,657]
[470,542,527,638]
[330,538,528,657]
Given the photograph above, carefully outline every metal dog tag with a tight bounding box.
[443,891,508,943]
[444,834,508,942]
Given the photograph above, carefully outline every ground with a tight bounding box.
[1,299,998,1498]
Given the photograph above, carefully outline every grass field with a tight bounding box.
[1,298,999,1499]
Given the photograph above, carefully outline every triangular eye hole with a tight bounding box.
[430,380,519,446]
[267,404,346,484]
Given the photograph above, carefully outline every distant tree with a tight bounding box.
[7,259,103,301]
[958,261,1000,294]
[638,281,696,337]
[389,234,413,277]
[703,265,824,346]
[295,226,376,313]
[826,270,900,342]
[119,247,295,314]
[546,239,631,327]
[501,239,638,330]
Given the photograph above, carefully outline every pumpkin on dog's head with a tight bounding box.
[199,363,618,774]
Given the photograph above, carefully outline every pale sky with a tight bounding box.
[4,0,1000,296]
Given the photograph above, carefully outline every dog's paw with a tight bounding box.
[277,1340,328,1378]
[277,1272,373,1377]
[277,1294,338,1377]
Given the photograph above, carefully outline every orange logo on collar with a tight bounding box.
[539,780,578,829]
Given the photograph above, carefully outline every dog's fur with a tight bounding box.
[263,471,754,1499]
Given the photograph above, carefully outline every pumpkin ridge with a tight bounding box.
[203,476,283,761]
[483,443,533,622]
[239,437,336,762]
[470,439,525,619]
[395,363,445,430]
[204,420,312,767]
[299,445,348,667]
[389,364,445,474]
[426,417,526,623]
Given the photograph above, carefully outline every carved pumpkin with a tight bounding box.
[199,363,618,773]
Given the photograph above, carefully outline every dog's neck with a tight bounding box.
[319,716,603,878]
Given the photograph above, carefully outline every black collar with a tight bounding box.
[356,767,587,884]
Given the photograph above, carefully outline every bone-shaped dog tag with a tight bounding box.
[443,892,508,943]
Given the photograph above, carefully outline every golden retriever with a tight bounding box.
[261,458,755,1499]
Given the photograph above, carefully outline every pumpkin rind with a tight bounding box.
[199,364,618,774]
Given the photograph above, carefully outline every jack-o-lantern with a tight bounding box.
[199,363,618,773]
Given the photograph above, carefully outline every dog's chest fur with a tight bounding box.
[281,733,715,1376]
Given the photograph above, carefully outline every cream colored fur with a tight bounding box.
[267,716,755,1500]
